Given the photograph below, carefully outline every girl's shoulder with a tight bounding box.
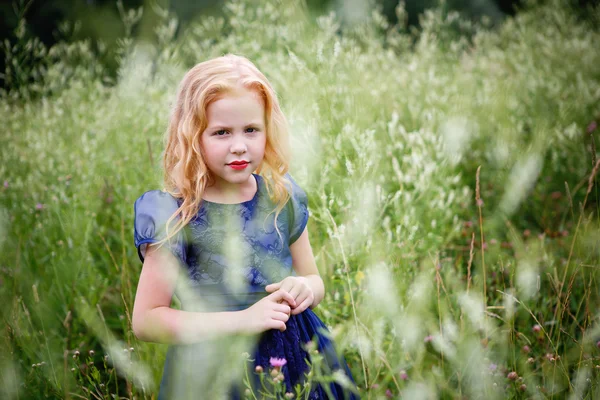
[134,189,181,219]
[260,173,307,198]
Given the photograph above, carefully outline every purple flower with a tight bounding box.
[3,181,7,188]
[385,389,393,398]
[489,363,497,372]
[587,121,597,134]
[399,369,408,380]
[35,203,44,210]
[424,335,433,343]
[269,357,287,368]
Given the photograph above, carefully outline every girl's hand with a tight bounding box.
[265,277,314,316]
[240,289,296,334]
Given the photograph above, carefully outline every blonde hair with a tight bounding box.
[156,54,291,250]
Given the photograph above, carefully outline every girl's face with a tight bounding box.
[200,87,267,190]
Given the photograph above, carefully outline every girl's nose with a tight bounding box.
[230,137,247,154]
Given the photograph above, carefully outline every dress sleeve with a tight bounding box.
[286,174,309,245]
[133,190,186,264]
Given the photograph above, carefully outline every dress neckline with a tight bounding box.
[201,173,261,206]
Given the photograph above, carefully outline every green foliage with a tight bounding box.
[1,0,600,398]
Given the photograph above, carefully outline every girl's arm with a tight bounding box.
[289,227,325,308]
[131,245,247,344]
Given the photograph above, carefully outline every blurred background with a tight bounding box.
[3,0,597,91]
[1,0,600,399]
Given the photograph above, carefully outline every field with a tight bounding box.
[1,0,600,398]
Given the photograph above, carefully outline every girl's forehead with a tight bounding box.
[205,89,265,125]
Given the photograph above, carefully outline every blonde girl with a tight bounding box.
[132,54,359,399]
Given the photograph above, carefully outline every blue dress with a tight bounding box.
[133,174,360,399]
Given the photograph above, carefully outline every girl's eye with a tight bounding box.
[246,127,258,133]
[214,130,228,136]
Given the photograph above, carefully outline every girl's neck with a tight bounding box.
[203,174,258,204]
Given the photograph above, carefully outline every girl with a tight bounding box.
[132,54,360,399]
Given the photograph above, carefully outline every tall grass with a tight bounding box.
[1,0,599,398]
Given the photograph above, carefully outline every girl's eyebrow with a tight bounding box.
[208,122,264,130]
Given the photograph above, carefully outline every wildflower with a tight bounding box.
[587,121,597,134]
[285,393,295,399]
[523,229,531,237]
[490,238,497,245]
[527,357,535,364]
[532,324,541,333]
[269,357,287,368]
[507,371,518,380]
[596,341,600,348]
[424,335,433,343]
[3,181,7,188]
[270,369,279,378]
[74,350,80,357]
[488,363,497,372]
[520,384,527,392]
[385,389,393,398]
[399,369,408,380]
[129,347,134,352]
[522,345,531,353]
[255,365,263,373]
[71,368,76,372]
[36,203,44,210]
[89,350,95,356]
[371,384,380,389]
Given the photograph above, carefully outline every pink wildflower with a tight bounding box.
[3,181,7,188]
[424,335,433,343]
[507,371,518,380]
[385,389,393,398]
[587,121,597,134]
[532,324,541,333]
[399,369,408,380]
[36,203,43,210]
[269,357,287,368]
[520,384,527,392]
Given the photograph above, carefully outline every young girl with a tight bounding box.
[132,54,360,399]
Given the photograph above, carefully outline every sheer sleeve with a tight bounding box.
[133,190,186,264]
[286,174,309,245]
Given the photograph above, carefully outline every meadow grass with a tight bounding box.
[1,0,599,398]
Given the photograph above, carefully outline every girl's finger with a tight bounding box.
[275,303,291,314]
[265,282,280,292]
[272,289,296,307]
[287,285,302,302]
[273,311,290,322]
[291,298,312,315]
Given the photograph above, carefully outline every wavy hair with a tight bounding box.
[155,54,291,251]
